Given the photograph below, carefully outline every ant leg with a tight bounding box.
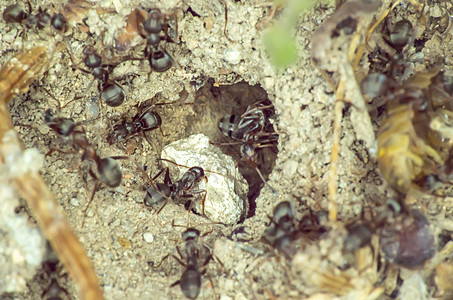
[200,190,207,215]
[170,279,181,288]
[158,125,168,138]
[154,252,186,268]
[175,245,185,262]
[72,77,95,104]
[254,142,278,154]
[42,87,62,112]
[82,179,99,227]
[162,167,172,185]
[110,155,129,160]
[154,200,169,215]
[207,272,218,299]
[138,164,169,190]
[78,115,102,127]
[210,140,244,146]
[254,166,277,194]
[163,8,180,43]
[45,148,77,157]
[65,43,90,74]
[135,161,153,181]
[201,253,213,268]
[171,220,188,229]
[186,207,191,226]
[212,253,226,270]
[158,158,195,169]
[241,103,274,118]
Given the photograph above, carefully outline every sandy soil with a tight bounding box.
[1,0,453,299]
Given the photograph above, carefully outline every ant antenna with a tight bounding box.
[254,166,277,194]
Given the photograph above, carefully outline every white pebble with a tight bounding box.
[70,198,79,207]
[224,48,242,65]
[143,232,154,243]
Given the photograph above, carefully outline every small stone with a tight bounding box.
[224,48,242,65]
[70,198,79,207]
[282,159,298,177]
[143,232,154,243]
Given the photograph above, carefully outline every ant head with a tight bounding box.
[218,114,241,139]
[180,267,201,299]
[273,201,294,227]
[144,9,163,34]
[240,143,256,162]
[149,50,173,72]
[388,19,413,52]
[44,109,55,123]
[182,228,200,242]
[102,83,125,107]
[187,167,205,180]
[44,110,76,136]
[273,234,293,251]
[51,13,66,31]
[3,4,28,23]
[97,157,122,187]
[83,47,102,69]
[54,118,75,136]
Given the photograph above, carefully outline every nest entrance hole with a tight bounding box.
[186,79,279,219]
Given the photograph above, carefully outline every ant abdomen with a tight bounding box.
[101,83,125,107]
[149,50,173,72]
[180,268,201,299]
[138,110,162,130]
[3,4,27,23]
[97,158,122,187]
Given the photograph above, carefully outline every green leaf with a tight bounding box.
[263,25,298,69]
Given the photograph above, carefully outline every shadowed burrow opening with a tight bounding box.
[186,79,279,219]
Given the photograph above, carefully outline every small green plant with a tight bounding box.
[263,0,333,69]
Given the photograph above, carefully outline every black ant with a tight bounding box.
[66,46,125,107]
[106,99,197,146]
[107,106,163,146]
[44,109,125,225]
[140,159,208,216]
[368,18,416,81]
[262,201,298,252]
[217,101,274,140]
[79,46,125,107]
[3,3,66,31]
[153,224,221,299]
[136,8,177,73]
[214,100,279,191]
[37,243,71,300]
[263,201,328,256]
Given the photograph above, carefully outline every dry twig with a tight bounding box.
[0,46,104,300]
